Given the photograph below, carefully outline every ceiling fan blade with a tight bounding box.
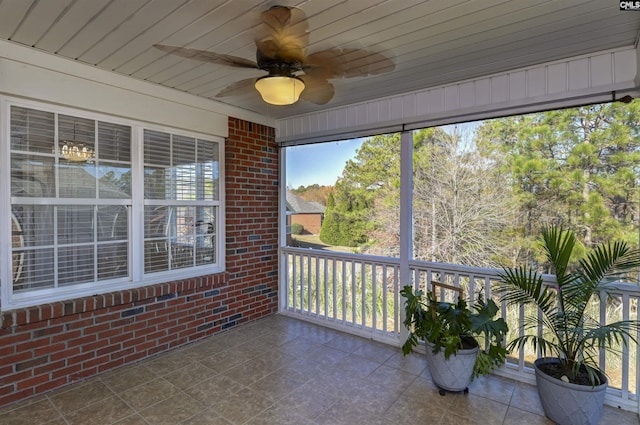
[153,44,258,69]
[304,48,394,78]
[299,76,335,105]
[215,78,258,98]
[255,6,309,64]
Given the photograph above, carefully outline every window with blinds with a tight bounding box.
[4,101,224,308]
[143,130,219,274]
[10,106,131,293]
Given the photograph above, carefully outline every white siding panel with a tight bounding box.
[459,82,475,109]
[547,63,567,94]
[527,67,547,98]
[416,90,429,115]
[509,71,527,100]
[379,99,392,122]
[428,88,444,114]
[277,47,638,144]
[490,75,509,103]
[444,85,459,111]
[474,79,491,106]
[367,102,380,125]
[391,97,404,121]
[356,104,367,126]
[402,94,417,120]
[614,48,637,83]
[590,53,613,87]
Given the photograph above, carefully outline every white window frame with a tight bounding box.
[0,97,225,310]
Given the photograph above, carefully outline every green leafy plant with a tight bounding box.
[401,285,508,378]
[498,226,640,385]
[291,222,304,235]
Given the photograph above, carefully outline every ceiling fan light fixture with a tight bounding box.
[254,75,305,105]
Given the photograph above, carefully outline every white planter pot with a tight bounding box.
[425,340,478,392]
[534,358,607,425]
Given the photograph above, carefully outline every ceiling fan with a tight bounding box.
[154,5,395,106]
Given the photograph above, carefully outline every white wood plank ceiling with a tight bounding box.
[1,0,638,120]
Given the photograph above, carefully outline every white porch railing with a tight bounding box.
[279,247,640,412]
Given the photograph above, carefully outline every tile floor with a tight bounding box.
[0,315,638,425]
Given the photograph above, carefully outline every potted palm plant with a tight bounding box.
[401,282,508,394]
[498,226,640,425]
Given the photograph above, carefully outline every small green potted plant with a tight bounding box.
[497,226,640,425]
[401,282,508,394]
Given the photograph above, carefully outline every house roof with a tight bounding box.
[286,191,325,214]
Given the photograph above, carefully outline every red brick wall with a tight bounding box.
[290,213,323,234]
[0,117,279,407]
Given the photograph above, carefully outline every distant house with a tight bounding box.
[286,190,326,237]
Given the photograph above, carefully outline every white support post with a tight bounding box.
[398,129,413,344]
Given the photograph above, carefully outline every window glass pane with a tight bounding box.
[144,167,169,199]
[145,206,168,238]
[198,139,219,200]
[58,205,94,245]
[59,162,97,198]
[58,245,94,286]
[195,208,216,266]
[10,106,55,153]
[145,240,168,273]
[97,163,131,198]
[98,243,128,280]
[174,135,195,166]
[144,130,170,166]
[170,237,194,269]
[12,205,54,247]
[13,248,55,292]
[11,154,56,198]
[97,206,128,242]
[59,114,94,148]
[98,122,131,162]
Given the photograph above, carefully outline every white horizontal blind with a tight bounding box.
[143,129,219,275]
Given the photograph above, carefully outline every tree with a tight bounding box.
[410,128,511,266]
[476,100,640,267]
[320,134,401,247]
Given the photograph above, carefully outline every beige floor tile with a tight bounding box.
[251,367,309,402]
[64,395,134,425]
[0,397,63,425]
[244,404,317,425]
[282,381,339,420]
[49,379,115,414]
[503,406,554,425]
[599,405,640,425]
[162,361,216,390]
[138,393,204,425]
[449,393,509,425]
[100,364,158,393]
[334,353,381,378]
[181,407,233,425]
[142,350,194,376]
[467,374,515,403]
[209,388,273,424]
[120,377,180,410]
[510,381,546,416]
[183,374,245,405]
[112,413,151,425]
[351,340,398,364]
[383,350,428,375]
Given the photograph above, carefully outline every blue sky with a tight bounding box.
[284,121,482,188]
[285,138,365,188]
